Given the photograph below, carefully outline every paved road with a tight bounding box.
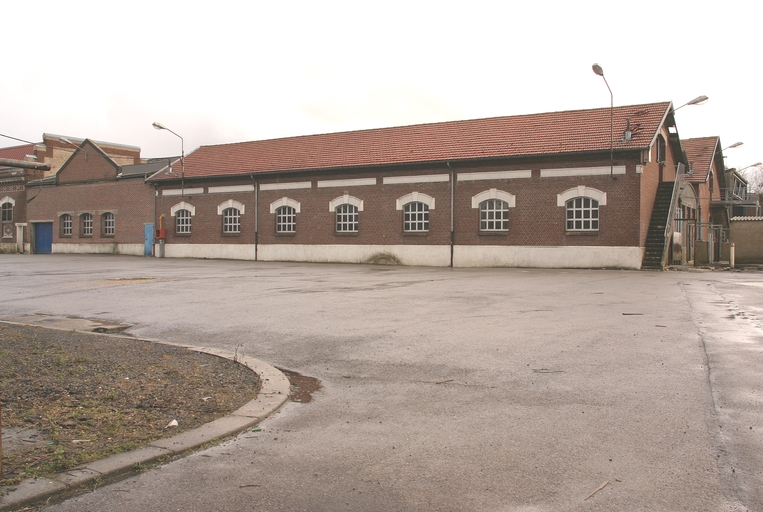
[2,255,762,511]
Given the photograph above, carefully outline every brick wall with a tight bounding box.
[26,178,154,245]
[155,154,646,251]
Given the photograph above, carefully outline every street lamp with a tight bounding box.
[723,142,743,151]
[674,95,709,111]
[592,63,614,178]
[152,122,184,183]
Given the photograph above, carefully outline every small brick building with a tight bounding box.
[24,138,170,255]
[147,101,689,269]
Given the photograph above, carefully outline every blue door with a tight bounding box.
[34,222,53,254]
[144,223,154,256]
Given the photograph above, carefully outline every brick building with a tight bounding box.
[0,143,46,253]
[24,138,171,255]
[147,101,688,269]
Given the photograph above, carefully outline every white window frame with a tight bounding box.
[565,197,599,231]
[61,213,72,236]
[276,205,296,233]
[403,202,429,232]
[222,208,241,234]
[81,213,93,236]
[102,212,115,236]
[335,203,359,233]
[175,209,192,234]
[1,196,14,223]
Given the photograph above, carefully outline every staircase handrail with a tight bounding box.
[660,163,685,268]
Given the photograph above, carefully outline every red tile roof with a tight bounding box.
[0,143,36,161]
[150,102,672,181]
[682,136,719,183]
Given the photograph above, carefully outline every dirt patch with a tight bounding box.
[0,324,260,486]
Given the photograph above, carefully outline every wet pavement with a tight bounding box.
[1,255,762,511]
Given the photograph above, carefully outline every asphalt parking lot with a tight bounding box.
[2,255,762,511]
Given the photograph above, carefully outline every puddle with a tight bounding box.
[277,368,321,403]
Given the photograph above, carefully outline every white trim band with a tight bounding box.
[383,174,449,185]
[541,165,625,177]
[457,170,531,181]
[260,181,312,191]
[317,178,376,188]
[208,185,255,194]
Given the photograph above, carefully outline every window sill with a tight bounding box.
[334,232,358,237]
[174,232,191,237]
[101,235,115,238]
[478,231,509,236]
[275,231,296,237]
[565,231,598,236]
[402,231,429,236]
[222,232,241,237]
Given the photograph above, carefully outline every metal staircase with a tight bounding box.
[642,182,677,269]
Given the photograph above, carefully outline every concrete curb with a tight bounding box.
[0,321,291,511]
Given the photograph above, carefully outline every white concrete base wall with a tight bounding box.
[258,244,451,267]
[157,243,643,268]
[165,243,255,261]
[52,243,144,256]
[454,245,643,269]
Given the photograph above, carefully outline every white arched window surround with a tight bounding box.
[471,189,516,209]
[1,196,15,207]
[171,201,196,216]
[328,194,363,212]
[217,199,245,215]
[270,197,301,214]
[395,192,435,210]
[556,186,607,207]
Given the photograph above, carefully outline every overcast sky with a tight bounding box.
[2,0,761,177]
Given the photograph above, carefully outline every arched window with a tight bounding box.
[175,209,192,234]
[657,135,666,164]
[566,197,599,231]
[276,206,296,233]
[60,214,73,237]
[81,213,93,236]
[336,204,358,232]
[102,212,115,236]
[171,201,195,234]
[404,202,429,232]
[480,199,509,231]
[1,199,13,223]
[223,208,240,233]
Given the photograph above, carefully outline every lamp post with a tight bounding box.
[152,122,184,185]
[592,63,614,178]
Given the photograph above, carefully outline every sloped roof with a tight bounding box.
[682,136,720,183]
[120,158,175,177]
[149,102,672,181]
[0,143,36,161]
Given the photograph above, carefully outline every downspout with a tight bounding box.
[447,162,455,268]
[252,174,258,261]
